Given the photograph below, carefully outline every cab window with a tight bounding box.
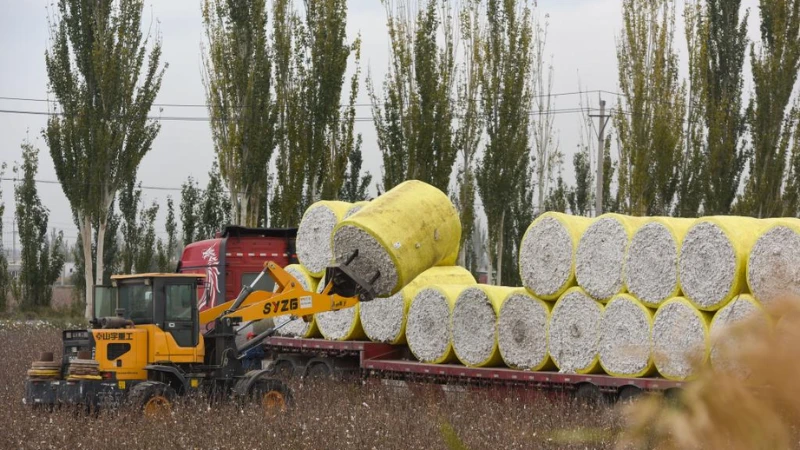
[119,284,154,324]
[166,284,194,321]
[242,272,275,292]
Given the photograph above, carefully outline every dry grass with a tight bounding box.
[0,322,619,449]
[620,299,800,450]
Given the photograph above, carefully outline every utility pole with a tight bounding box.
[589,96,611,217]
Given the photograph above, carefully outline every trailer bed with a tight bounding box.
[264,337,685,394]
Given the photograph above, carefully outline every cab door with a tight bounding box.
[160,282,202,362]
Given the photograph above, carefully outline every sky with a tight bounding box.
[0,0,763,257]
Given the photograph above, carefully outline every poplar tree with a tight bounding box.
[475,0,535,285]
[741,0,800,217]
[180,177,201,246]
[614,0,685,215]
[202,0,276,226]
[0,163,8,312]
[369,0,457,193]
[13,143,65,310]
[702,0,749,215]
[44,0,165,318]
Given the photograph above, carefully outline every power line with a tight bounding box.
[0,177,182,192]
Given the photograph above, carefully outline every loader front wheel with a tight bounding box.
[130,381,176,418]
[250,379,293,414]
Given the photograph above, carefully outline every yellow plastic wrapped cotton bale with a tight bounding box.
[710,294,770,374]
[598,294,655,378]
[406,284,473,364]
[747,219,800,307]
[273,264,321,338]
[548,287,604,374]
[679,216,771,311]
[344,201,370,219]
[624,217,695,307]
[315,275,366,341]
[360,266,476,344]
[576,213,648,302]
[332,180,461,298]
[652,297,712,381]
[296,200,352,277]
[519,212,594,301]
[498,290,553,371]
[451,285,518,367]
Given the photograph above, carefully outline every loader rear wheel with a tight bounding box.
[250,379,293,415]
[130,381,176,418]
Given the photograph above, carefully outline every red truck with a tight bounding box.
[177,226,684,402]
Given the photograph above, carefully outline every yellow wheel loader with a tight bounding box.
[24,260,375,415]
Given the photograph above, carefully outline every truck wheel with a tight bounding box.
[250,379,293,414]
[129,381,176,418]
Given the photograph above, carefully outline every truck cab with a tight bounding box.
[177,226,298,312]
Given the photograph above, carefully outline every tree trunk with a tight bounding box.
[80,214,94,319]
[96,214,107,284]
[495,211,505,285]
[484,238,493,286]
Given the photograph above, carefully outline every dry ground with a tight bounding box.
[0,322,621,449]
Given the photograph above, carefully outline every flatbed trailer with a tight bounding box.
[263,337,685,402]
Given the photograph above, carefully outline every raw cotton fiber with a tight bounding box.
[296,201,352,277]
[273,264,321,338]
[598,294,654,378]
[332,180,461,298]
[452,285,518,367]
[406,285,472,364]
[519,212,593,300]
[548,287,604,374]
[652,297,711,380]
[360,266,475,344]
[315,275,366,341]
[709,294,769,374]
[679,216,766,311]
[624,217,695,307]
[576,213,646,302]
[497,290,552,370]
[344,201,370,219]
[747,220,800,307]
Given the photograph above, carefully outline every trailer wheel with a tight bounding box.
[575,383,605,405]
[273,360,295,379]
[617,385,642,403]
[306,362,331,379]
[250,379,293,414]
[129,381,176,418]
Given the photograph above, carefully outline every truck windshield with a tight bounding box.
[119,284,154,324]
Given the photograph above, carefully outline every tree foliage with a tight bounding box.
[475,0,535,285]
[339,146,372,202]
[369,0,457,194]
[180,176,201,246]
[741,0,800,217]
[0,163,8,312]
[13,143,65,310]
[198,161,232,239]
[614,0,685,216]
[202,0,276,227]
[156,197,178,272]
[44,0,165,317]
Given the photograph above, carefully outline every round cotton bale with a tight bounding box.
[576,214,645,302]
[548,287,604,374]
[360,266,476,344]
[747,220,800,307]
[332,180,461,298]
[679,216,769,311]
[344,201,370,219]
[497,290,552,371]
[273,264,321,338]
[624,218,695,307]
[710,294,769,373]
[452,285,517,367]
[652,297,711,381]
[296,200,352,277]
[315,275,366,341]
[598,294,654,378]
[406,285,471,364]
[519,212,593,301]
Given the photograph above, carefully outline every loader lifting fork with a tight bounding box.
[24,260,379,415]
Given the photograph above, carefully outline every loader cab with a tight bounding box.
[94,274,206,364]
